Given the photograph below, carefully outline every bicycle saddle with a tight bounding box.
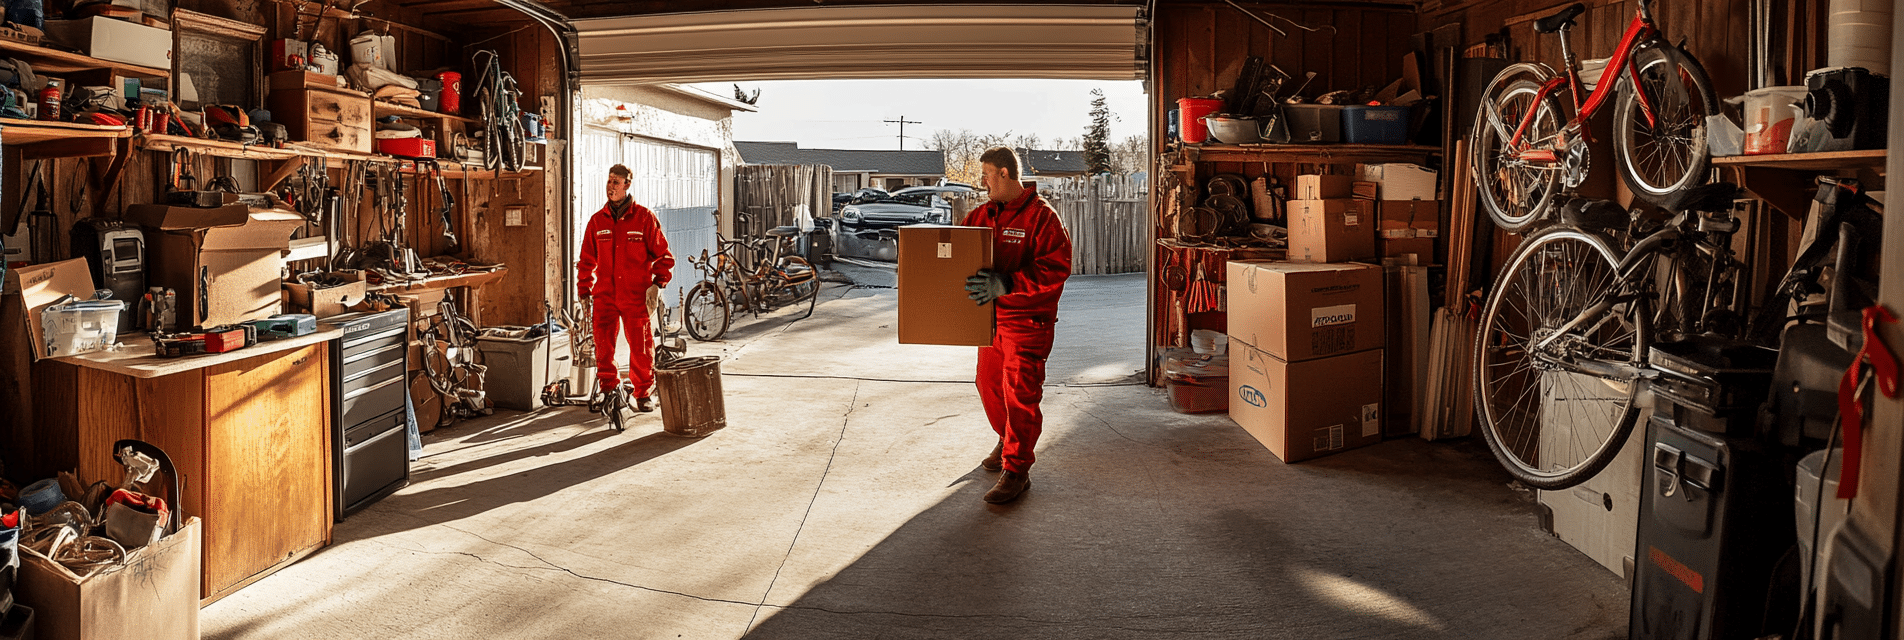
[1663,182,1741,213]
[1535,3,1586,33]
[1558,197,1629,230]
[767,225,800,237]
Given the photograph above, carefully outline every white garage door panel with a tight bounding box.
[574,5,1145,85]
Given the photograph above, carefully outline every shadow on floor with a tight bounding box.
[743,432,1628,640]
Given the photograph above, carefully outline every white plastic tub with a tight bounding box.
[41,299,125,357]
[1741,86,1808,155]
[1202,116,1264,144]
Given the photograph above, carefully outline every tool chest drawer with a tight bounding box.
[268,88,372,152]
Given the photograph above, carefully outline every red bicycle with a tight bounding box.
[1472,0,1717,232]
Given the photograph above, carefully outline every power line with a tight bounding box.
[883,115,922,150]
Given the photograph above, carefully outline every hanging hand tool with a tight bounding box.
[420,159,457,248]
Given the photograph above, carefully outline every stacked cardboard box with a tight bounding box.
[1286,175,1375,264]
[1225,260,1385,462]
[1358,163,1441,262]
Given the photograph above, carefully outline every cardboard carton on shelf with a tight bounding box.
[1357,163,1438,201]
[127,196,302,328]
[1378,198,1439,261]
[897,225,994,346]
[1226,260,1384,363]
[1293,174,1354,200]
[41,16,172,67]
[1287,199,1375,264]
[1228,342,1383,463]
[284,270,368,318]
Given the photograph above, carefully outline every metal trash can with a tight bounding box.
[476,328,571,411]
[656,356,725,437]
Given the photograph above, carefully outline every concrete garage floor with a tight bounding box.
[203,269,1629,639]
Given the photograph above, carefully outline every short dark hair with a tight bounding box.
[608,164,632,180]
[980,147,1020,179]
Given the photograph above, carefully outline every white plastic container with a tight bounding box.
[1741,86,1808,155]
[41,299,125,357]
[1202,116,1264,144]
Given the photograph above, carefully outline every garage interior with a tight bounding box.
[0,0,1899,639]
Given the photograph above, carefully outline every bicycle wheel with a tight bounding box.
[1614,44,1717,204]
[684,281,731,342]
[784,256,820,318]
[1473,227,1646,490]
[1472,78,1566,233]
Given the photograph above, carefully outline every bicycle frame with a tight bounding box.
[1504,7,1662,161]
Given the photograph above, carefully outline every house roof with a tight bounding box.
[1017,148,1089,176]
[734,141,944,176]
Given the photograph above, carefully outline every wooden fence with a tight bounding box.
[734,164,834,237]
[1040,174,1148,275]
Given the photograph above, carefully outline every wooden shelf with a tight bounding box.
[0,38,169,78]
[373,101,476,125]
[138,133,399,164]
[1183,143,1443,165]
[2,118,129,143]
[396,158,539,179]
[368,267,507,293]
[1712,149,1888,171]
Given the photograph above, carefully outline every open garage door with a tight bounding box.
[569,4,1147,85]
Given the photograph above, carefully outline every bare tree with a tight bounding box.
[930,128,1010,185]
[1110,135,1150,175]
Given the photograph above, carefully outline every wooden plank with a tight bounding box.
[1713,149,1890,171]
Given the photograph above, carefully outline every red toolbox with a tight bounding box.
[377,137,436,159]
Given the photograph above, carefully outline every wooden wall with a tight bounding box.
[1156,3,1420,110]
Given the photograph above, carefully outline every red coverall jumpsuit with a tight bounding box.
[575,199,675,395]
[962,187,1073,474]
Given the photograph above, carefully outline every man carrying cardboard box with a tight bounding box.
[576,164,674,413]
[962,147,1073,504]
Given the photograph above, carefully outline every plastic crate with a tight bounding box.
[1286,104,1344,143]
[1341,105,1410,144]
[41,299,125,357]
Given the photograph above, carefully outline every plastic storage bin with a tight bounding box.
[1202,116,1264,144]
[1285,104,1344,143]
[1341,105,1411,144]
[476,328,571,411]
[41,298,125,357]
[1163,349,1229,414]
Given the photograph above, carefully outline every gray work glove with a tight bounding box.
[965,269,1010,305]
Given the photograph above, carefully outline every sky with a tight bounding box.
[691,79,1150,151]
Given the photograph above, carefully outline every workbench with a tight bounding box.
[33,329,341,604]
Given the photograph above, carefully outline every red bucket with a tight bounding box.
[1177,98,1224,144]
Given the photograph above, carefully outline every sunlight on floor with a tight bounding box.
[1295,567,1449,632]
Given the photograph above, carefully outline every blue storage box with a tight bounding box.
[1341,105,1411,144]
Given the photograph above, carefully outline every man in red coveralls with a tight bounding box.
[963,147,1073,504]
[576,164,674,413]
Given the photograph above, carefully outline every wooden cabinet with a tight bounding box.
[269,88,373,154]
[33,339,334,603]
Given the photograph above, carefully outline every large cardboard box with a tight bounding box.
[1293,174,1353,200]
[897,225,994,346]
[1226,260,1384,362]
[1541,413,1647,577]
[1378,198,1440,260]
[16,517,202,640]
[1229,343,1383,463]
[127,200,301,328]
[1357,163,1439,200]
[43,17,173,67]
[1287,199,1375,263]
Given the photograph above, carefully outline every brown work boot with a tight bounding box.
[981,441,1003,472]
[636,396,654,413]
[983,470,1030,504]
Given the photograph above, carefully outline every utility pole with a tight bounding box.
[884,116,921,150]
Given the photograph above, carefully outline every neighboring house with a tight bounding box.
[735,141,945,193]
[1017,148,1089,178]
[576,83,758,308]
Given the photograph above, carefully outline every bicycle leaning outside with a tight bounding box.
[681,211,820,342]
[1471,0,1717,234]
